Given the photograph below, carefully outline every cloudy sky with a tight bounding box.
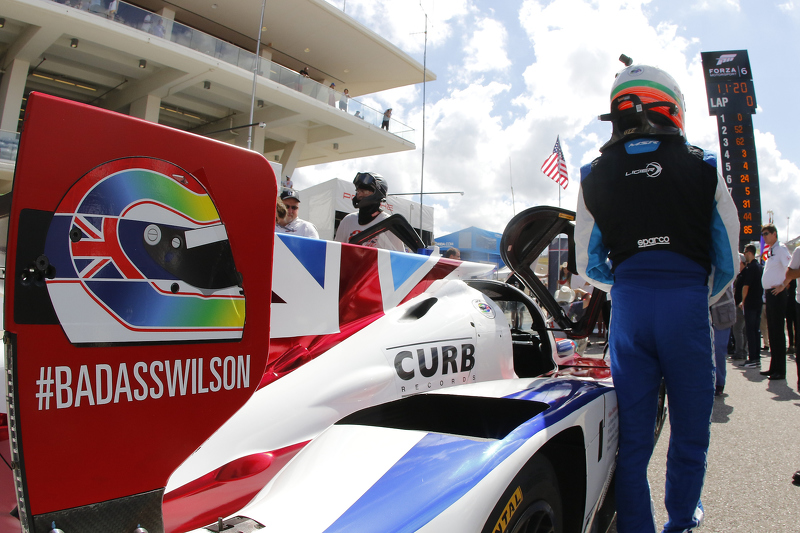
[294,0,800,241]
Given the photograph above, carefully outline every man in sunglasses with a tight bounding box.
[759,223,791,379]
[276,189,319,239]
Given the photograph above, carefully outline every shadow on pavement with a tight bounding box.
[766,380,800,402]
[711,395,733,423]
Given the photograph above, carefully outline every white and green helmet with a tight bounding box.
[600,64,686,150]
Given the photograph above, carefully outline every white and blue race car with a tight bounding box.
[0,94,660,533]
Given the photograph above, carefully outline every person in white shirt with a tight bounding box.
[275,189,319,239]
[760,223,792,379]
[782,243,800,390]
[334,172,405,252]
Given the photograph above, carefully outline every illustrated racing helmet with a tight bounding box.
[44,157,245,344]
[352,171,388,209]
[599,64,686,150]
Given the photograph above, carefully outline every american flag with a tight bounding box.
[541,136,568,189]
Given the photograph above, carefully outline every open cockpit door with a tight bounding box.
[500,206,605,338]
[4,93,275,532]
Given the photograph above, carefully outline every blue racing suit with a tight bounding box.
[575,136,739,533]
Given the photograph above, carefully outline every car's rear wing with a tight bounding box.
[4,93,276,532]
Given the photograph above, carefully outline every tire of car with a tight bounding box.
[510,498,560,533]
[481,454,563,533]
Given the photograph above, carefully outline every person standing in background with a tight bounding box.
[739,244,764,369]
[381,108,392,130]
[759,223,791,380]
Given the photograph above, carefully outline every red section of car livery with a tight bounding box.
[4,93,275,532]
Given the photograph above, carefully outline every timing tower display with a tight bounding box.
[701,49,760,249]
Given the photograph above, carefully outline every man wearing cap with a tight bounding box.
[276,189,319,239]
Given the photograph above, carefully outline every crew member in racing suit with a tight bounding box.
[335,172,405,251]
[575,63,739,533]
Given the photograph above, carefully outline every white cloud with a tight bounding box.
[324,0,473,53]
[690,0,741,11]
[462,17,512,74]
[305,0,800,240]
[753,130,800,234]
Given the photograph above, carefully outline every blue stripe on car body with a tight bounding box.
[323,379,611,532]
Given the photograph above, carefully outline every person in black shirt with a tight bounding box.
[739,243,764,368]
[731,254,748,360]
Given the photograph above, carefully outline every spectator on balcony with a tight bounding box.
[328,83,337,106]
[153,19,165,38]
[141,14,153,33]
[106,0,118,19]
[339,89,350,111]
[382,108,392,130]
[354,111,364,119]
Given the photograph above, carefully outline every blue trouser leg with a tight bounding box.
[713,326,730,389]
[610,283,661,533]
[610,282,713,533]
[658,285,714,533]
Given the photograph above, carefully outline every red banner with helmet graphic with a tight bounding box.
[4,93,275,532]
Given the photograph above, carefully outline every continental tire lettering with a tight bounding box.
[35,355,251,410]
[493,486,523,533]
